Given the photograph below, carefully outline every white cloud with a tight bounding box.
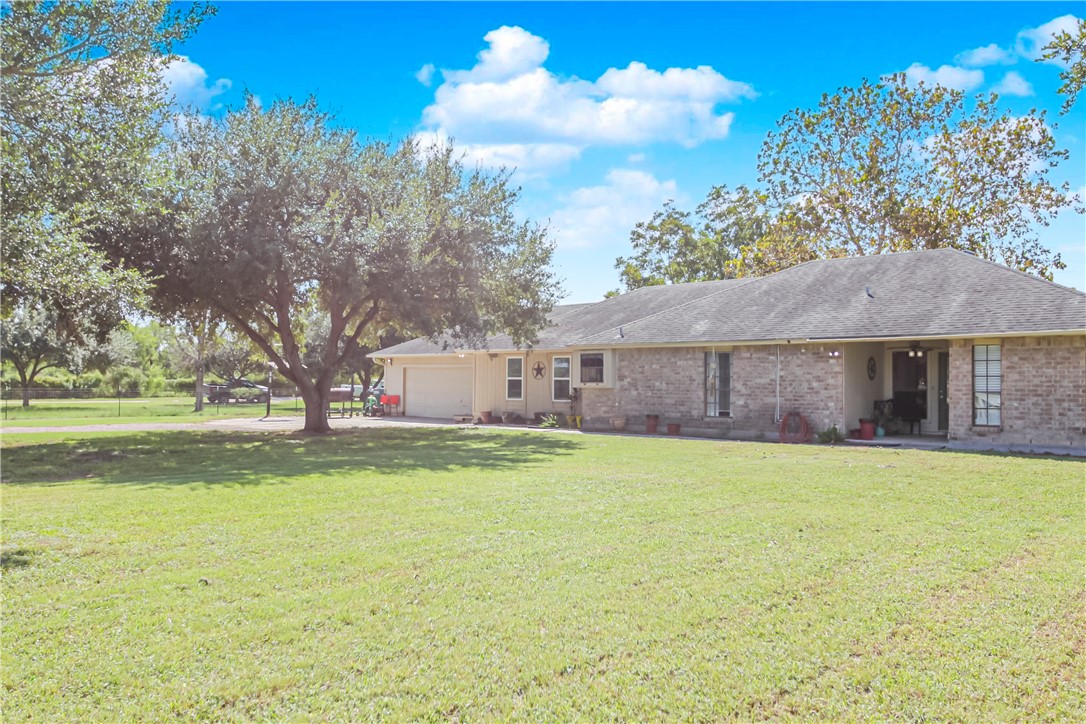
[955,43,1016,67]
[901,63,985,91]
[548,169,679,250]
[418,25,755,175]
[416,63,436,86]
[414,129,582,179]
[445,25,550,83]
[627,153,646,163]
[162,56,231,108]
[1016,14,1082,64]
[992,71,1034,97]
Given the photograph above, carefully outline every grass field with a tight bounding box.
[0,397,309,427]
[2,426,1083,720]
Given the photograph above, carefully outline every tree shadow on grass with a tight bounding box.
[1,428,583,487]
[933,448,1086,464]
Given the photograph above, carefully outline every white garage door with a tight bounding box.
[404,366,473,419]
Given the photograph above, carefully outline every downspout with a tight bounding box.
[775,345,781,423]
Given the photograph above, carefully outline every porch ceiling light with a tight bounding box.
[908,343,925,358]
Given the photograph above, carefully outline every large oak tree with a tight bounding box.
[103,97,560,432]
[1,0,212,336]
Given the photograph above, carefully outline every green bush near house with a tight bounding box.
[2,428,1082,720]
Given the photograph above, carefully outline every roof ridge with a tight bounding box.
[943,247,1086,297]
[570,276,764,345]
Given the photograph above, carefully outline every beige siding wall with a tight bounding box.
[474,351,575,419]
[843,342,886,430]
[948,335,1086,449]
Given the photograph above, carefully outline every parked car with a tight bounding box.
[206,378,269,404]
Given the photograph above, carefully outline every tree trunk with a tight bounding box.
[193,363,205,413]
[300,385,332,433]
[17,367,30,407]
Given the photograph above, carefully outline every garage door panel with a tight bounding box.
[404,366,473,418]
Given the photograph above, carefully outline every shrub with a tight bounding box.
[235,387,266,401]
[98,367,145,396]
[30,373,71,390]
[74,370,104,390]
[164,377,197,394]
[142,374,166,397]
[817,425,847,444]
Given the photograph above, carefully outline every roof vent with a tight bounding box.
[617,326,625,338]
[865,286,875,299]
[961,249,976,256]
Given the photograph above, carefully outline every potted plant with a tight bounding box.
[645,414,660,434]
[480,410,493,424]
[566,387,582,430]
[666,422,681,435]
[874,406,898,438]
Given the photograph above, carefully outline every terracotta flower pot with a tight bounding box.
[480,410,492,424]
[859,418,876,441]
[610,416,627,431]
[666,423,681,436]
[645,414,660,434]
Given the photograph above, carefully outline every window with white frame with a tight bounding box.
[580,352,604,384]
[973,344,1001,426]
[553,356,571,401]
[705,352,732,417]
[506,357,524,400]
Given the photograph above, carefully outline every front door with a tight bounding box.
[937,352,949,431]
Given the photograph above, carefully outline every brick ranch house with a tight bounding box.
[373,249,1086,452]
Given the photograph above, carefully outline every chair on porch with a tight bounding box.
[875,396,923,435]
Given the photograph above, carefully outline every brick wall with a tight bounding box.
[579,347,702,430]
[732,345,845,435]
[948,335,1086,449]
[580,344,846,438]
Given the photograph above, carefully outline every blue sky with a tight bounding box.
[169,1,1085,302]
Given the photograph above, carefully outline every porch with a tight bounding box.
[842,339,951,438]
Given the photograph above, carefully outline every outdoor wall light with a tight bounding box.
[827,349,840,358]
[907,343,925,358]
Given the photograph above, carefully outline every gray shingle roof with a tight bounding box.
[577,249,1085,346]
[374,250,1085,356]
[374,281,741,355]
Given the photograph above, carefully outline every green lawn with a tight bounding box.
[0,397,307,427]
[2,427,1082,720]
